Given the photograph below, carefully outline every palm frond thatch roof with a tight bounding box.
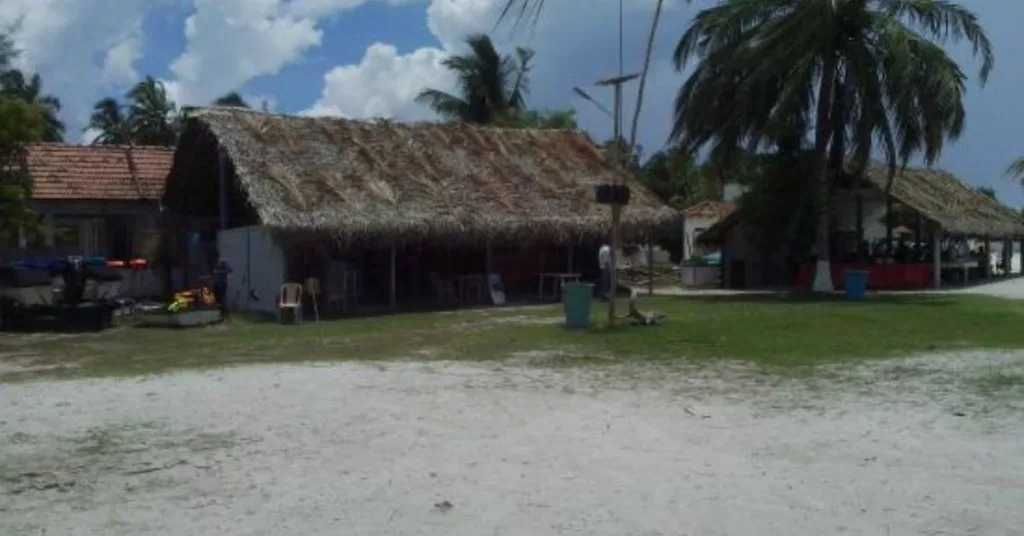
[696,162,1024,246]
[167,107,676,242]
[860,163,1024,238]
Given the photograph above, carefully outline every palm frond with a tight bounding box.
[415,89,471,122]
[1006,157,1024,186]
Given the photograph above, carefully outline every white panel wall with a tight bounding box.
[217,226,286,315]
[683,215,719,259]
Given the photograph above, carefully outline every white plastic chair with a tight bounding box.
[278,282,304,323]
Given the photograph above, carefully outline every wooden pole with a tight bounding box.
[932,229,941,289]
[43,213,55,248]
[914,212,923,246]
[885,194,893,255]
[485,237,493,274]
[607,82,623,326]
[389,243,396,312]
[647,240,654,296]
[855,190,864,246]
[218,149,228,231]
[593,72,639,327]
[983,238,992,279]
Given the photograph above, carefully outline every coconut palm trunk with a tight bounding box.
[627,0,665,159]
[810,56,838,293]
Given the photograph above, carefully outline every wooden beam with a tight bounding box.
[932,229,942,289]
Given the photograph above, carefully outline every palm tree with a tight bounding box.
[0,70,65,142]
[671,0,993,292]
[1007,157,1024,187]
[212,91,249,108]
[87,98,131,145]
[416,34,533,124]
[126,76,177,146]
[499,0,672,165]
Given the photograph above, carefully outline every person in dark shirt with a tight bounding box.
[212,257,232,317]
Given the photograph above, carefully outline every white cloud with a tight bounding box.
[0,0,155,141]
[166,0,425,107]
[101,37,143,85]
[302,0,693,153]
[167,0,323,105]
[303,43,451,119]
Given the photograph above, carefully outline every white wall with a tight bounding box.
[680,266,720,287]
[620,245,671,266]
[683,215,719,260]
[218,226,286,315]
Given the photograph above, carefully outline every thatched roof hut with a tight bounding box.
[698,162,1024,245]
[859,164,1024,238]
[163,107,676,244]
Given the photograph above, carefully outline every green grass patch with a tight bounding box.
[2,293,1024,382]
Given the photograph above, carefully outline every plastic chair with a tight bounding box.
[278,282,304,323]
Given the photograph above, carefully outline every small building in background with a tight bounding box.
[13,143,172,259]
[682,200,736,261]
[4,143,173,297]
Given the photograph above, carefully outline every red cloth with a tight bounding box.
[795,263,930,290]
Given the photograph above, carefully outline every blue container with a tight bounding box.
[562,282,595,330]
[844,269,869,301]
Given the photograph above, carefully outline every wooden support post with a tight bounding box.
[609,204,621,324]
[855,190,864,245]
[914,212,922,245]
[43,213,55,248]
[885,194,893,254]
[566,243,573,273]
[983,238,992,278]
[485,237,493,275]
[1002,239,1011,277]
[218,148,229,230]
[647,240,654,296]
[932,229,942,289]
[389,243,397,312]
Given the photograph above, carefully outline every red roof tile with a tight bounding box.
[683,200,735,219]
[24,143,173,201]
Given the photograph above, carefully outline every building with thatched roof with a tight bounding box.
[695,162,1024,291]
[163,107,676,313]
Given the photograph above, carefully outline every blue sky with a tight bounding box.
[3,0,1022,208]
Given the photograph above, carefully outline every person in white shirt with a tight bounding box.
[598,244,611,300]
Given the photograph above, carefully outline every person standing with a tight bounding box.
[598,243,611,300]
[212,256,233,318]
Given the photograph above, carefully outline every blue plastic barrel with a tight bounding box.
[562,282,595,330]
[844,269,869,301]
